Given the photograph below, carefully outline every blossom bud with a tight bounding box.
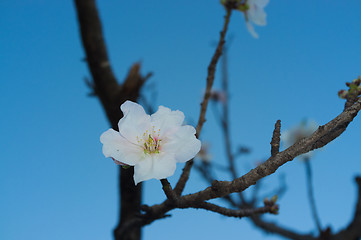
[352,78,361,86]
[338,90,348,99]
[270,195,278,204]
[271,205,279,214]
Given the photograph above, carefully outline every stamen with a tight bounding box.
[141,130,162,154]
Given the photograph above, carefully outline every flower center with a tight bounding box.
[137,127,161,154]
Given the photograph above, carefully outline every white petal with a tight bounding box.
[100,129,143,165]
[305,121,319,135]
[118,101,151,144]
[151,106,185,138]
[252,0,269,8]
[162,125,201,163]
[246,21,259,38]
[133,153,177,184]
[133,156,153,185]
[248,5,267,26]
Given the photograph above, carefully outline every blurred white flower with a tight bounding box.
[100,101,201,185]
[281,120,319,160]
[245,0,269,38]
[196,143,212,163]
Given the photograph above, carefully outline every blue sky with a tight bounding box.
[1,1,361,240]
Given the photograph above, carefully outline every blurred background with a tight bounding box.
[1,0,361,239]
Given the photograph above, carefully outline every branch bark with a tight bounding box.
[74,1,149,240]
[332,176,361,240]
[174,9,232,196]
[116,97,361,235]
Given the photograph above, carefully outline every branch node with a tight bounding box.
[270,120,281,157]
[161,179,179,203]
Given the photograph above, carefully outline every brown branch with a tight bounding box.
[252,176,361,240]
[253,174,287,205]
[174,9,232,196]
[74,0,120,127]
[116,98,361,234]
[332,176,361,240]
[195,9,232,138]
[304,158,323,234]
[271,120,281,156]
[219,41,247,204]
[179,98,361,203]
[74,1,150,240]
[193,162,239,207]
[191,201,277,218]
[160,179,179,202]
[250,215,318,240]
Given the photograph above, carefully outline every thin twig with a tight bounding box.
[160,179,179,202]
[179,98,361,203]
[271,120,281,156]
[333,176,361,239]
[195,9,232,137]
[220,41,248,204]
[250,215,318,240]
[304,158,323,233]
[193,162,239,207]
[191,202,275,218]
[174,9,232,196]
[116,98,361,234]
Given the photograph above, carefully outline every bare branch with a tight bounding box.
[129,98,361,231]
[191,201,277,218]
[74,2,150,240]
[193,162,239,207]
[332,176,361,240]
[250,215,318,240]
[174,9,232,196]
[220,41,246,204]
[304,158,323,233]
[180,98,361,203]
[160,179,179,202]
[74,0,119,95]
[271,120,281,157]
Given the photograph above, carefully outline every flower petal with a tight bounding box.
[100,129,143,165]
[133,153,177,184]
[162,125,201,163]
[247,0,268,26]
[118,101,151,145]
[151,106,185,138]
[249,7,267,26]
[252,0,269,8]
[246,21,259,38]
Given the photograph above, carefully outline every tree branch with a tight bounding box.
[191,201,277,218]
[74,1,150,240]
[304,158,323,233]
[332,176,361,240]
[74,0,120,127]
[250,215,318,240]
[180,98,361,203]
[160,179,179,202]
[271,120,281,157]
[116,98,361,234]
[174,9,232,196]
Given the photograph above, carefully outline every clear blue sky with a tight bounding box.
[1,1,361,240]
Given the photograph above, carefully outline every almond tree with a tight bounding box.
[74,1,361,239]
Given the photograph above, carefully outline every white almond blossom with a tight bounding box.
[245,0,269,38]
[100,101,201,185]
[196,142,212,163]
[281,120,319,160]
